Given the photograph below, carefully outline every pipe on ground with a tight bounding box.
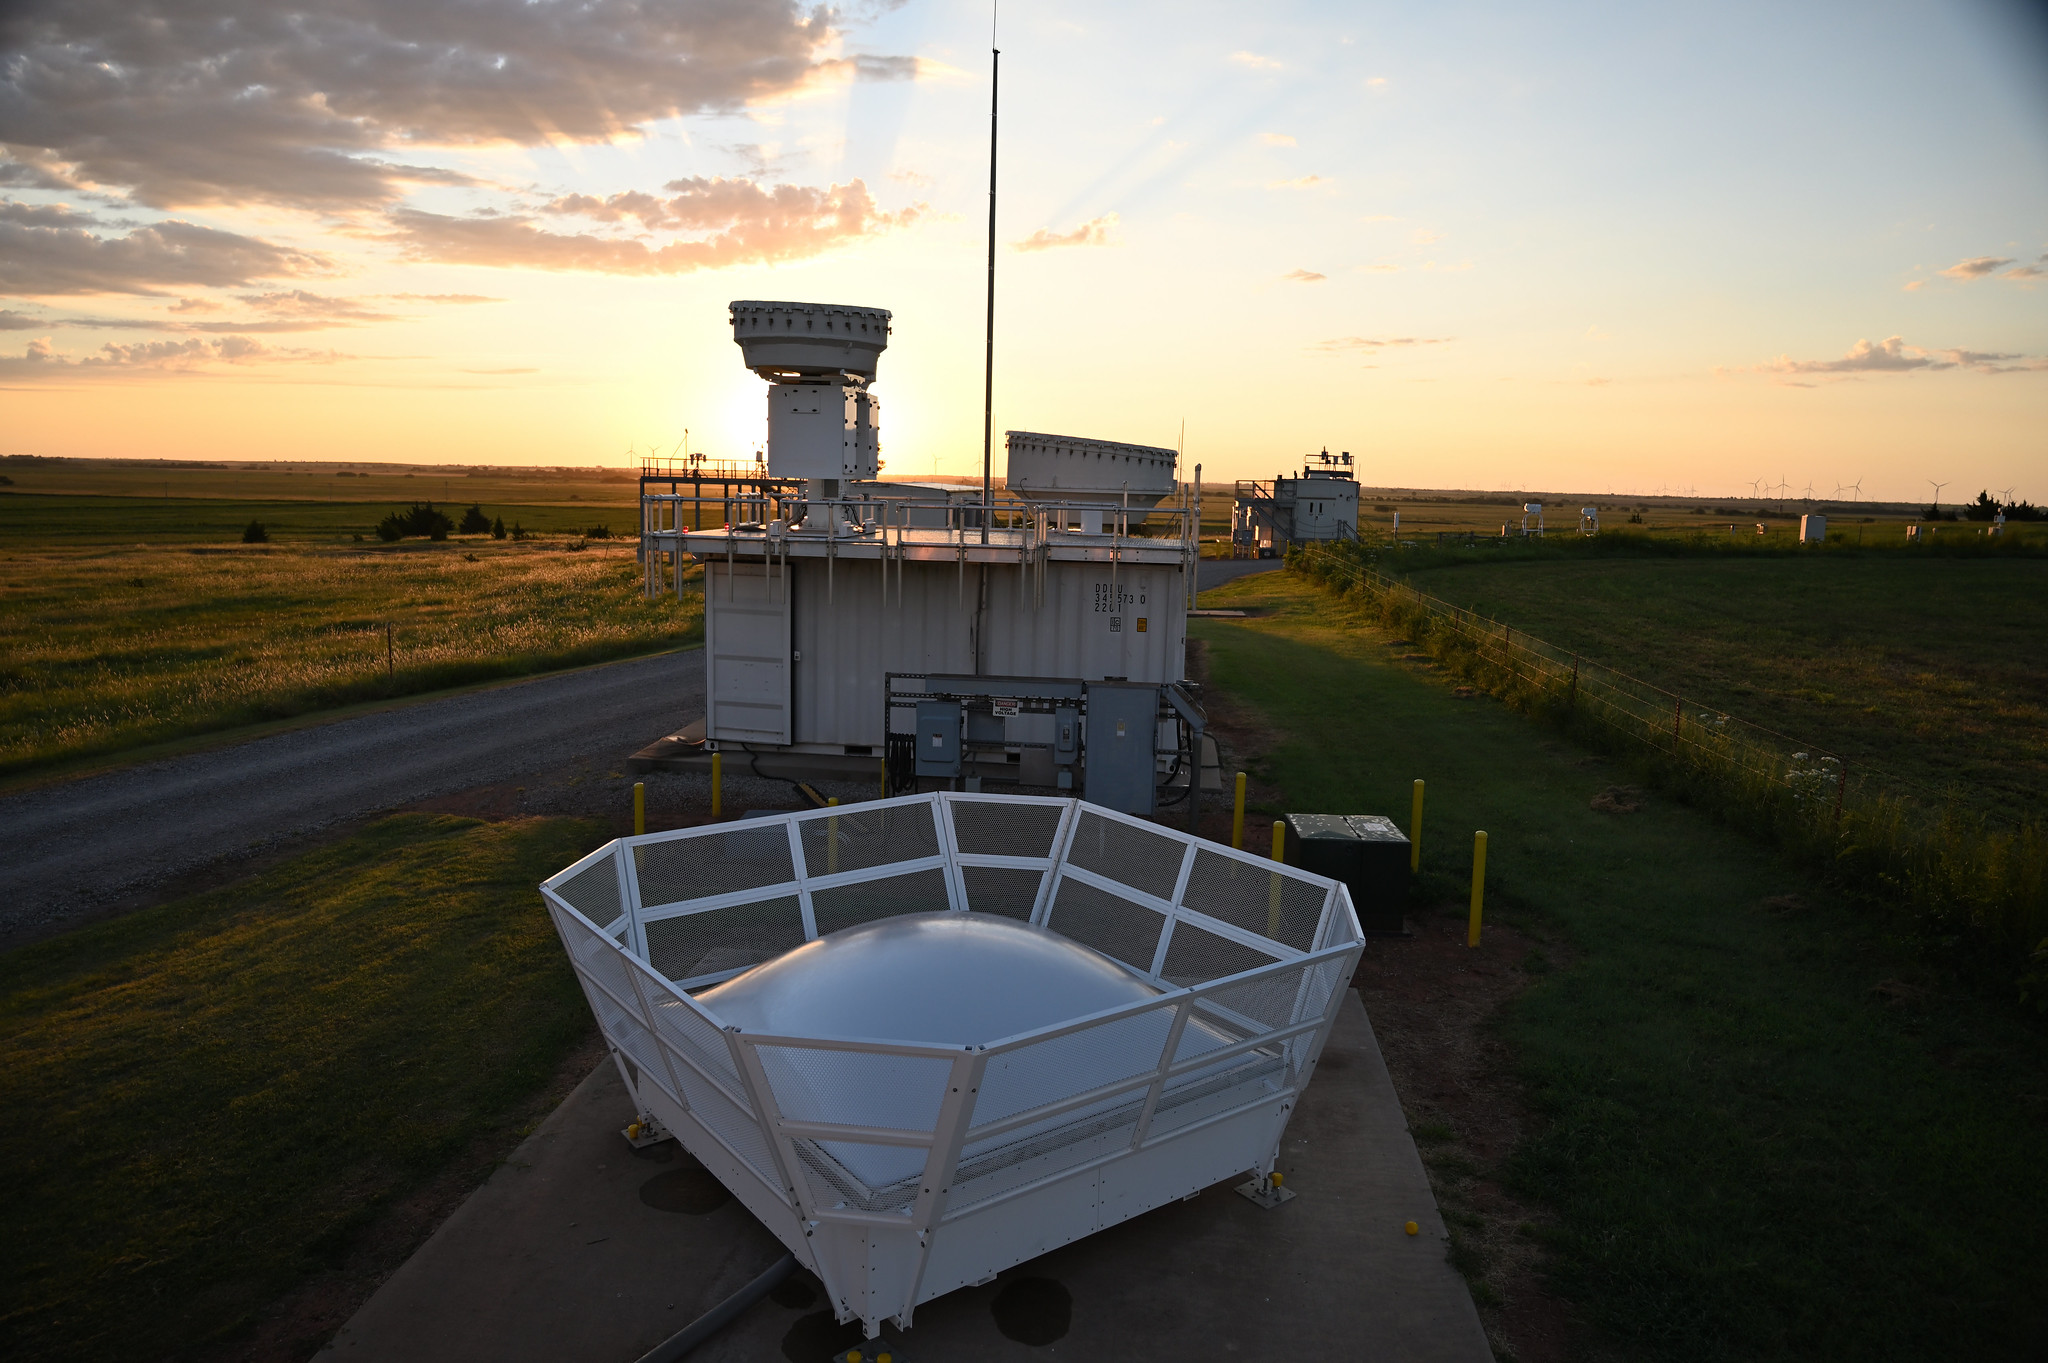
[631,1252,797,1363]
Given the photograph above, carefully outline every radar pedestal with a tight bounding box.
[731,300,893,533]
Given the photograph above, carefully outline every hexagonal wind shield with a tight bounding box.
[539,792,1364,1339]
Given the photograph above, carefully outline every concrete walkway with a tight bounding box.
[323,990,1490,1363]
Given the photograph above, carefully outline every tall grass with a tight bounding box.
[1292,538,2048,994]
[0,540,701,779]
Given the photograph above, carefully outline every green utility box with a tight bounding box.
[1283,813,1411,935]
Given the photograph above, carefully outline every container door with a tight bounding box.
[707,561,792,745]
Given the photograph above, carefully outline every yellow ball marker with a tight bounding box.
[1405,1220,1420,1236]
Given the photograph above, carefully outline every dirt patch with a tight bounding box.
[1356,902,1579,1363]
[196,1028,609,1363]
[1588,784,1645,814]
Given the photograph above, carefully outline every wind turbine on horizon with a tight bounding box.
[1928,478,1949,511]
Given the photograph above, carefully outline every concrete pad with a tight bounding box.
[324,991,1489,1363]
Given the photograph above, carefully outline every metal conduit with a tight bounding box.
[629,1252,797,1363]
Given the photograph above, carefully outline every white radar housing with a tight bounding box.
[1005,431,1178,509]
[731,300,892,381]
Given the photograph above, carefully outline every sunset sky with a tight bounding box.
[2,0,2044,501]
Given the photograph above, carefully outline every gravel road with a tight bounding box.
[4,567,1284,948]
[1196,558,1281,592]
[0,651,709,945]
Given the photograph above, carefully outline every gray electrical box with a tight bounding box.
[1083,683,1159,816]
[915,699,962,778]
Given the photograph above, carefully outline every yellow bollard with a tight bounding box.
[828,797,840,875]
[633,781,645,836]
[1232,771,1248,849]
[711,751,723,820]
[1409,779,1425,872]
[1468,830,1487,947]
[1268,819,1286,936]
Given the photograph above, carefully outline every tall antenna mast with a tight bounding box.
[980,4,999,543]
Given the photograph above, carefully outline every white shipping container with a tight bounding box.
[705,555,1187,751]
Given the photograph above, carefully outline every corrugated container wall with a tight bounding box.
[708,557,1186,750]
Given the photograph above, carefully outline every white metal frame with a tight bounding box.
[539,793,1364,1338]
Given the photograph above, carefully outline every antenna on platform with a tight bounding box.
[979,1,1000,544]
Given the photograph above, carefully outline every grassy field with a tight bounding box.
[0,532,700,781]
[0,814,605,1363]
[0,456,641,511]
[1375,546,2048,823]
[1194,569,2048,1362]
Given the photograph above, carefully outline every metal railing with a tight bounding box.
[539,793,1362,1330]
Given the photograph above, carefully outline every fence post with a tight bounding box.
[1232,772,1248,849]
[633,781,645,836]
[1673,695,1681,741]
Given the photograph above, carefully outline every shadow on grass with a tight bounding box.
[0,813,607,1363]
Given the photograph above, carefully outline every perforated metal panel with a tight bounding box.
[539,792,1366,1343]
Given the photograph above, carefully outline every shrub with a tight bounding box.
[375,502,455,542]
[510,521,527,541]
[583,524,613,540]
[458,503,492,535]
[491,516,506,540]
[241,520,269,544]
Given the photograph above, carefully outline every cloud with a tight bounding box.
[2006,264,2045,280]
[1268,175,1324,189]
[1282,268,1326,282]
[0,1,885,211]
[1013,212,1119,253]
[1313,336,1452,351]
[1767,335,1947,374]
[384,293,503,304]
[461,366,537,374]
[1355,263,1401,273]
[1938,256,2014,281]
[1758,335,2044,377]
[0,309,44,330]
[236,290,399,321]
[1231,52,1284,70]
[0,198,97,227]
[1260,132,1297,147]
[1902,279,1928,292]
[1410,228,1442,245]
[387,177,917,273]
[169,296,222,313]
[0,210,330,295]
[0,333,357,375]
